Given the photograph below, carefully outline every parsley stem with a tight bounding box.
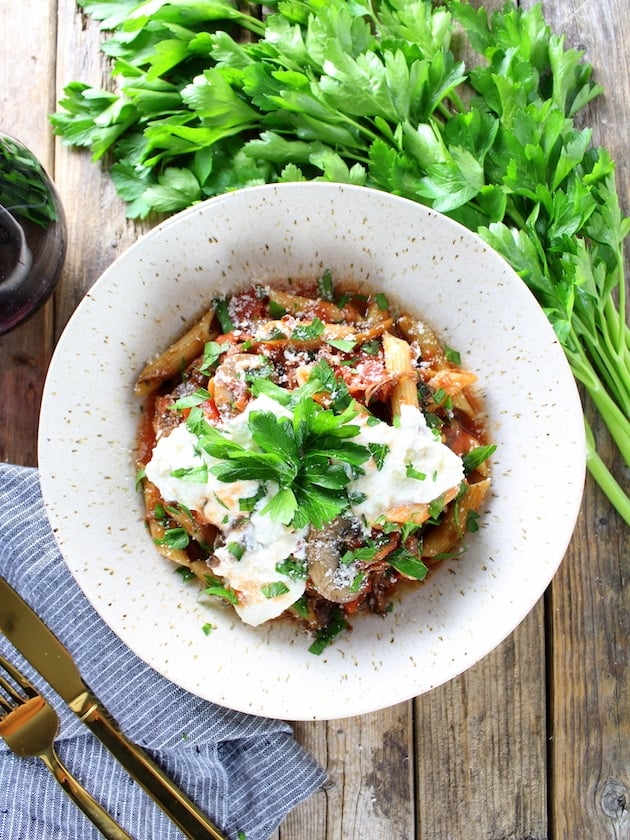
[503,198,529,232]
[568,345,630,467]
[584,419,630,526]
[448,88,467,114]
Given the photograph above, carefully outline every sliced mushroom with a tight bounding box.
[306,516,365,604]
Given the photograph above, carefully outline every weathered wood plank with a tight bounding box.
[535,0,630,837]
[414,604,548,839]
[54,0,143,334]
[0,0,58,466]
[278,704,415,840]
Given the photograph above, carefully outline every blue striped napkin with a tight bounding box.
[0,463,326,840]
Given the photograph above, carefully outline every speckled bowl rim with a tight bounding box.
[38,183,585,720]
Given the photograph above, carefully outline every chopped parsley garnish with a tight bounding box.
[197,341,227,374]
[373,293,390,311]
[261,581,290,598]
[326,336,357,352]
[361,340,381,355]
[243,359,275,382]
[387,548,429,581]
[466,510,481,533]
[213,296,234,333]
[424,412,443,431]
[290,595,310,619]
[203,574,238,605]
[156,528,190,550]
[405,463,427,481]
[268,299,286,319]
[462,445,497,475]
[171,464,209,483]
[348,491,367,505]
[135,466,146,491]
[239,487,266,512]
[308,608,348,655]
[340,546,378,565]
[350,572,366,592]
[165,502,192,519]
[444,345,462,365]
[291,318,325,341]
[368,443,389,471]
[175,565,195,583]
[275,557,307,580]
[227,542,244,560]
[170,388,211,411]
[317,268,334,301]
[432,388,452,410]
[428,495,447,521]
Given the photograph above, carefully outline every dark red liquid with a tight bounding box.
[0,135,66,335]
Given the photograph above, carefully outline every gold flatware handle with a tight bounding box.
[0,576,227,840]
[39,744,133,840]
[74,691,227,840]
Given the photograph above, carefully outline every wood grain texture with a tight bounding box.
[533,1,630,838]
[2,2,628,839]
[0,1,57,465]
[54,0,143,332]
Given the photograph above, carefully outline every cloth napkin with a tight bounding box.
[0,463,327,840]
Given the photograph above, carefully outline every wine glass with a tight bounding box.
[0,132,67,335]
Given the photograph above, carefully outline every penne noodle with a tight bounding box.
[251,318,393,349]
[396,315,446,367]
[134,306,218,396]
[427,368,478,397]
[383,331,419,412]
[383,485,460,525]
[267,288,351,322]
[421,478,491,558]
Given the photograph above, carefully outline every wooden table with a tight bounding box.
[1,2,628,838]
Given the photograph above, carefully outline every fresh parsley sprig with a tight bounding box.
[185,365,371,529]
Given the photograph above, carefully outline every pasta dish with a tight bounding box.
[135,275,494,653]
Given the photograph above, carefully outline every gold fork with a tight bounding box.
[0,654,133,840]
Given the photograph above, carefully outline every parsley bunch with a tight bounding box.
[52,0,630,522]
[185,364,371,529]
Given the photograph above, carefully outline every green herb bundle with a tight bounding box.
[51,0,630,523]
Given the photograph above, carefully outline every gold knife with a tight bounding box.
[0,576,227,840]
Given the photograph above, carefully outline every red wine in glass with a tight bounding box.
[0,133,67,335]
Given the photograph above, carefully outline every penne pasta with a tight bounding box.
[422,478,491,558]
[383,485,460,525]
[134,306,218,396]
[382,331,419,412]
[135,276,494,647]
[267,288,352,322]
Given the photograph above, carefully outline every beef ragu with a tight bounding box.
[135,274,494,653]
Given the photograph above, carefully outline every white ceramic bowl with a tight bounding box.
[38,183,585,720]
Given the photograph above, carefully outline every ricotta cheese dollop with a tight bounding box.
[348,403,464,524]
[144,394,307,626]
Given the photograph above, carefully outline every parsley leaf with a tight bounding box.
[462,444,497,475]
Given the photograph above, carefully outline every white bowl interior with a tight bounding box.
[38,183,585,720]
